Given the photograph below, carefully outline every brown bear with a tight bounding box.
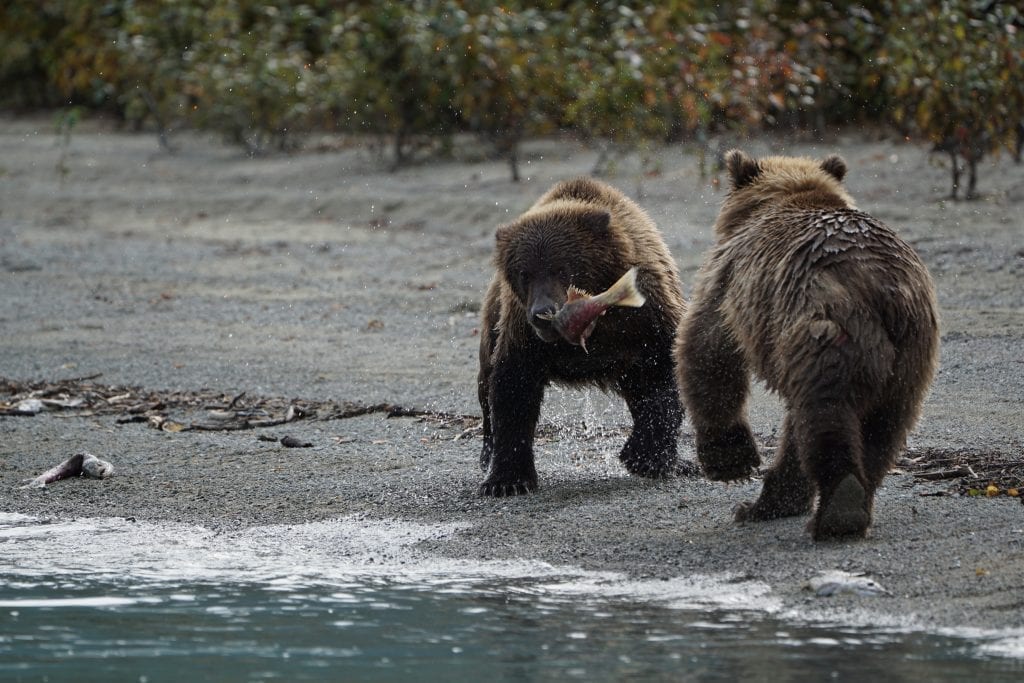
[674,150,939,540]
[478,177,687,496]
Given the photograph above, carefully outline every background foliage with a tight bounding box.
[1,0,1021,190]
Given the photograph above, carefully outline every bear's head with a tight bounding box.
[716,150,855,237]
[494,204,629,343]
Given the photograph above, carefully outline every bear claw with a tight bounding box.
[733,495,812,523]
[621,456,677,479]
[733,501,757,522]
[478,477,538,497]
[699,455,759,482]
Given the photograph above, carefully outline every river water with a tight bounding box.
[1,513,1020,682]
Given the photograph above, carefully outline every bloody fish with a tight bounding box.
[538,266,646,352]
[20,452,114,489]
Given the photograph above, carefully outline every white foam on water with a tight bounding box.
[937,627,1024,661]
[0,511,778,623]
[1,512,1021,660]
[978,635,1024,659]
[0,596,158,608]
[0,512,611,589]
[537,572,782,613]
[772,603,1024,661]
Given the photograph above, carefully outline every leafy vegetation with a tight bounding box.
[884,0,1024,198]
[337,2,458,165]
[1,0,1021,193]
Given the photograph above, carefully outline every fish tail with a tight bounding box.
[597,267,646,308]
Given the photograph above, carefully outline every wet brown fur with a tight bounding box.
[478,177,686,496]
[674,151,940,540]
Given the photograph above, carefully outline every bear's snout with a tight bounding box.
[529,300,558,324]
[527,297,562,343]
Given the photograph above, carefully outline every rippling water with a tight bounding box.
[1,514,1020,682]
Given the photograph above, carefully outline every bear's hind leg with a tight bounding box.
[675,299,760,481]
[734,414,814,522]
[619,356,683,478]
[858,403,915,518]
[794,401,871,540]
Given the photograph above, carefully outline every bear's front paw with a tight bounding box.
[478,472,538,497]
[621,454,676,479]
[619,432,678,479]
[696,425,760,481]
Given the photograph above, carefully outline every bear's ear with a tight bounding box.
[725,149,761,189]
[579,210,610,234]
[494,223,515,250]
[820,154,847,182]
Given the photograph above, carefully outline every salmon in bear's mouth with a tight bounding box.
[536,267,645,352]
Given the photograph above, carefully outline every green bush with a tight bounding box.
[0,1,124,109]
[114,1,206,149]
[884,0,1024,197]
[446,4,568,179]
[2,0,1020,191]
[334,1,459,166]
[182,1,336,154]
[885,0,1023,145]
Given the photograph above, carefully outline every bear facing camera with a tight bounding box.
[477,177,687,496]
[675,150,940,540]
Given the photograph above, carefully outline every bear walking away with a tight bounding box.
[675,151,939,540]
[478,177,686,496]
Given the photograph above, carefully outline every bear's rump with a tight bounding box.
[772,307,896,408]
[727,262,902,407]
